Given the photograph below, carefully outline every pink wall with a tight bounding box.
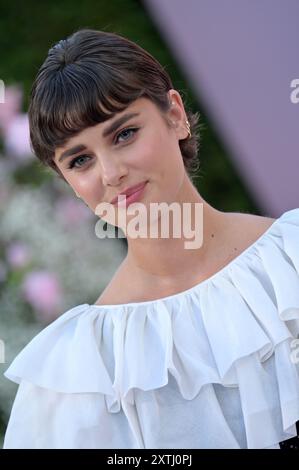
[143,0,299,216]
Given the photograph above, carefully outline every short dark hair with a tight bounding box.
[28,28,202,182]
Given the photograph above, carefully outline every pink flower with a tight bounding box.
[6,242,31,268]
[21,270,63,323]
[0,85,23,134]
[4,113,34,162]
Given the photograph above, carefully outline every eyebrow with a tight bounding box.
[58,112,140,163]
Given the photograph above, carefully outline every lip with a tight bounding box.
[110,181,148,207]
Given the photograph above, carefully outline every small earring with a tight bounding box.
[75,191,81,198]
[185,119,191,139]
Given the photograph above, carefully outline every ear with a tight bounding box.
[166,89,190,141]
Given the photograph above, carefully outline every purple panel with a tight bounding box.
[143,0,299,215]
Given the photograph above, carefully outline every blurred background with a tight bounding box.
[0,0,298,446]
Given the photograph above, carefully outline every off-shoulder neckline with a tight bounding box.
[88,214,282,309]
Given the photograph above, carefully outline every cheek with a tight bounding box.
[134,128,172,173]
[132,136,157,172]
[146,129,185,177]
[136,130,185,199]
[66,170,104,203]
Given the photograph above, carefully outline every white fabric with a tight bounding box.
[3,207,299,449]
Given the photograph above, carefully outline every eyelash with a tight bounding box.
[67,127,139,169]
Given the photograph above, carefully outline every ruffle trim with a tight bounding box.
[4,207,299,448]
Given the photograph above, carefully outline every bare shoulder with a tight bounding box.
[227,211,276,234]
[196,210,277,277]
[222,211,277,254]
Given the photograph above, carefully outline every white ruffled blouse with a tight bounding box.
[3,208,299,449]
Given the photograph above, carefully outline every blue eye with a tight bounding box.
[115,127,139,144]
[68,155,90,169]
[67,128,139,169]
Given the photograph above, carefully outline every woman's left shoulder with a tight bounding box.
[237,207,299,242]
[227,211,277,238]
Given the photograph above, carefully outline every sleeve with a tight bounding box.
[3,379,138,449]
[3,380,60,449]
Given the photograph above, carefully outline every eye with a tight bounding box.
[68,155,90,169]
[67,128,139,170]
[114,127,139,144]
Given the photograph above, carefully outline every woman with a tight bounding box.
[3,28,299,449]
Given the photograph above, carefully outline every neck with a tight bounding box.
[123,174,227,285]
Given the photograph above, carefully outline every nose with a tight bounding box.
[99,154,128,187]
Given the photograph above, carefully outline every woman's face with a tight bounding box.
[53,90,189,226]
